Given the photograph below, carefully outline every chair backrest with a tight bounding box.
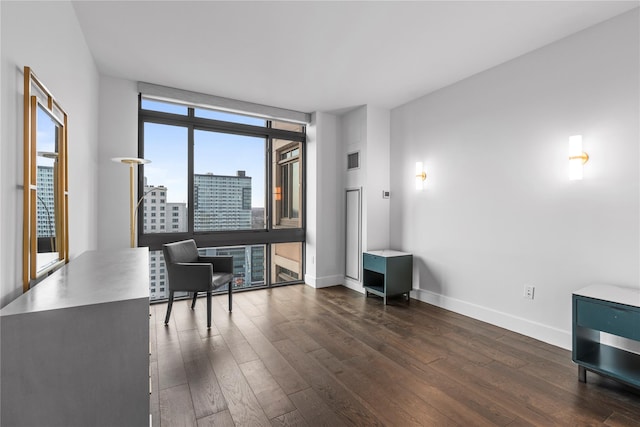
[163,239,199,266]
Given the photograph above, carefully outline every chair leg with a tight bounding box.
[206,291,212,329]
[164,291,174,325]
[228,282,233,312]
[191,292,198,309]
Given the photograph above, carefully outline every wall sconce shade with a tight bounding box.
[415,162,426,190]
[568,135,589,180]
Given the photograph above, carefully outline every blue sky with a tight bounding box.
[36,104,57,168]
[142,100,266,207]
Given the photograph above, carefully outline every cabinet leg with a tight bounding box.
[578,365,586,383]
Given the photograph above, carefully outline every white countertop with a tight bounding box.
[573,284,640,308]
[1,248,149,316]
[364,250,412,258]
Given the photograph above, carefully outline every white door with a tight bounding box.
[345,189,361,280]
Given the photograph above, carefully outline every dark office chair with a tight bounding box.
[162,239,233,328]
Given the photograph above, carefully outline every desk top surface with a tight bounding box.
[573,284,640,308]
[1,248,149,316]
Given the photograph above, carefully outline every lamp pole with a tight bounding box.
[112,157,150,248]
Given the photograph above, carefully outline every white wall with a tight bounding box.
[341,105,392,291]
[0,1,99,307]
[305,112,343,288]
[341,107,366,290]
[390,9,639,349]
[97,76,139,250]
[365,106,391,251]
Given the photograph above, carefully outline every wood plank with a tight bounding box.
[275,321,323,353]
[149,361,160,427]
[309,348,437,426]
[206,334,271,426]
[210,295,261,365]
[179,329,228,418]
[156,315,188,390]
[239,359,296,419]
[214,296,309,395]
[273,338,384,426]
[270,409,310,427]
[604,411,640,427]
[341,347,504,426]
[430,355,561,425]
[287,388,346,427]
[159,384,197,427]
[196,410,235,427]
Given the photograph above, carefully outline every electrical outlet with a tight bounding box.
[524,285,535,300]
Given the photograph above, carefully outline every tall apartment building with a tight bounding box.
[144,173,267,300]
[36,165,55,238]
[194,171,252,231]
[142,183,187,299]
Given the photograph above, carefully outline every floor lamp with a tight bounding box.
[112,157,150,248]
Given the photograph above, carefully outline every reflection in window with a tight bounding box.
[273,140,302,228]
[35,105,58,243]
[271,242,302,285]
[271,120,305,133]
[198,246,265,290]
[149,250,188,301]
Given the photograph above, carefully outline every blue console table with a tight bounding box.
[572,284,640,389]
[362,250,412,305]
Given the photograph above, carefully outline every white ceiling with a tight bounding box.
[72,1,638,114]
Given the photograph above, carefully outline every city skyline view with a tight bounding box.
[142,176,266,300]
[139,98,304,301]
[142,99,266,207]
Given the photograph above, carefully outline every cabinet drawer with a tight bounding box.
[363,253,385,274]
[576,298,640,341]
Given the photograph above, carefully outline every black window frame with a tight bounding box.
[137,95,306,285]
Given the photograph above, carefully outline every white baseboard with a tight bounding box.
[411,289,571,350]
[304,273,343,289]
[342,277,364,293]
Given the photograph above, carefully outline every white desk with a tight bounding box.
[1,248,150,426]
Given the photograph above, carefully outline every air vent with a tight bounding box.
[347,151,360,170]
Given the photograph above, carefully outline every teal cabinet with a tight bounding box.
[363,250,412,305]
[572,285,640,389]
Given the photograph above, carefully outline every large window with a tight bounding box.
[139,97,306,301]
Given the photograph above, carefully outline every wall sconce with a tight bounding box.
[274,186,282,201]
[415,162,426,190]
[568,135,589,180]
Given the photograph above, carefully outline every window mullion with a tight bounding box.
[187,124,194,234]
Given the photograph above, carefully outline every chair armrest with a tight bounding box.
[168,262,213,292]
[198,255,233,274]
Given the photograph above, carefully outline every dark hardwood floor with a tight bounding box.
[149,285,640,426]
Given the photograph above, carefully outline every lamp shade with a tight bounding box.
[569,135,584,180]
